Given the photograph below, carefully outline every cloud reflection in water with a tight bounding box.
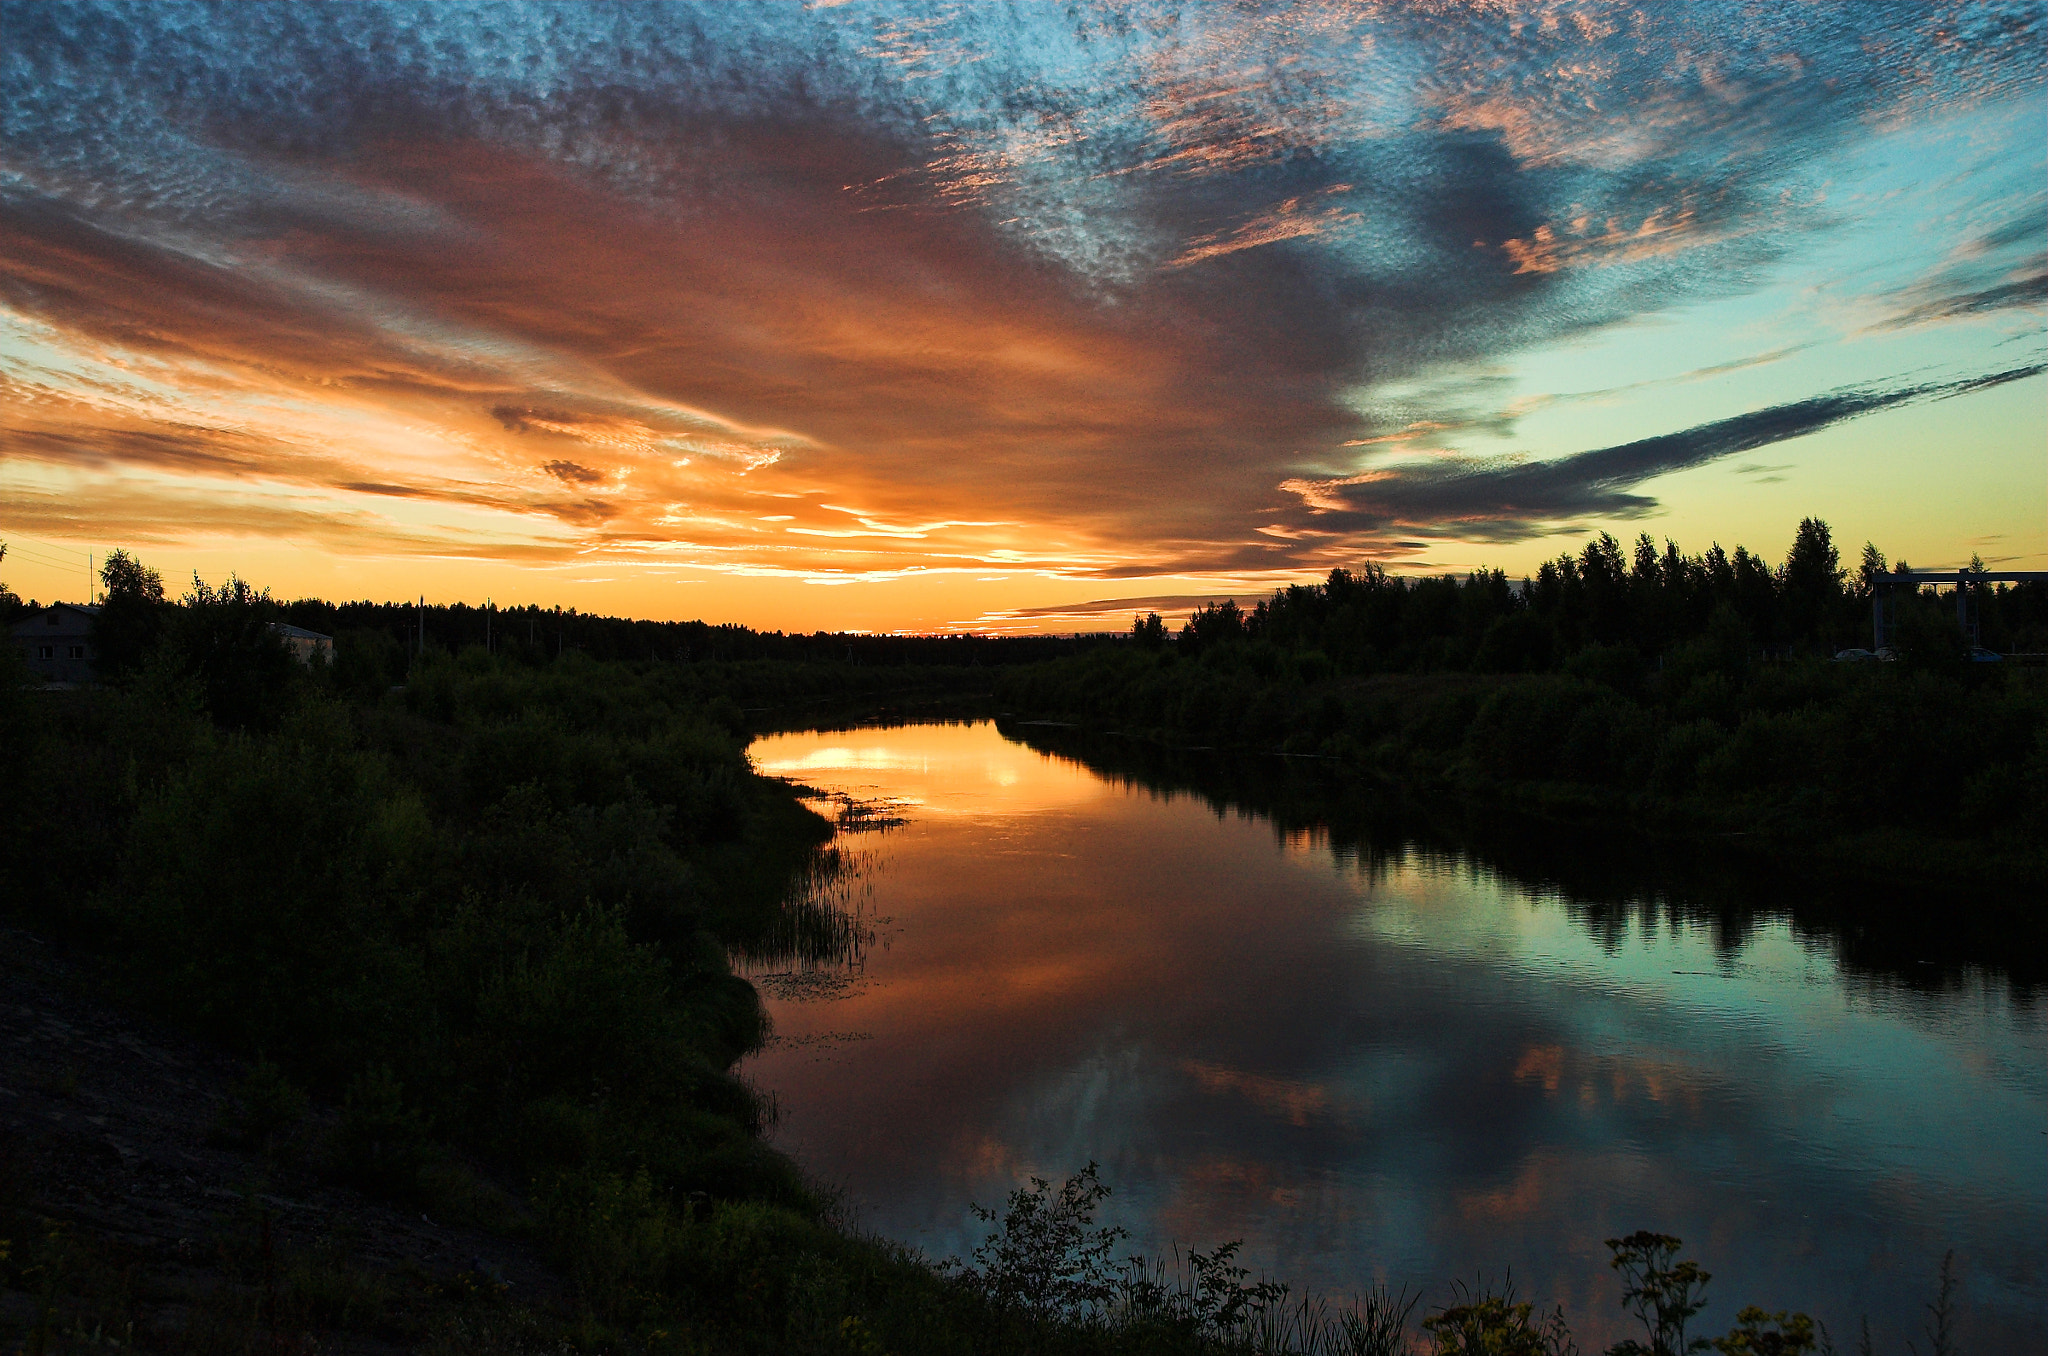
[743,722,2045,1350]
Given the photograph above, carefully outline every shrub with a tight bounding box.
[957,1162,1127,1322]
[1560,697,1656,786]
[1465,678,1601,779]
[1605,1230,1712,1356]
[1651,720,1727,799]
[1473,612,1557,674]
[1422,1285,1575,1356]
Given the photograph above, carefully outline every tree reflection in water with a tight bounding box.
[741,721,2045,1353]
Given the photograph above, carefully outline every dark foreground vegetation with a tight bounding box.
[0,543,1998,1352]
[999,521,2048,893]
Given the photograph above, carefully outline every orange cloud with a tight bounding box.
[2,126,1389,593]
[1181,1060,1349,1128]
[1498,198,1733,275]
[1166,187,1362,268]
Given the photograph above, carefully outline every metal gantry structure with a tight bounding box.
[1870,570,2048,651]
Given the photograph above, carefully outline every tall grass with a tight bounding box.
[729,837,879,972]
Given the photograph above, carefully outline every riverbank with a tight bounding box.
[5,657,1873,1354]
[1,921,565,1353]
[992,649,2048,900]
[5,632,1411,1353]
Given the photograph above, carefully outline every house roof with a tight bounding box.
[271,623,333,641]
[10,602,99,637]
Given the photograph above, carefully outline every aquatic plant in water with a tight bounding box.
[730,839,878,972]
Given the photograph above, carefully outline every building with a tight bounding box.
[10,607,333,681]
[12,603,98,685]
[271,622,334,666]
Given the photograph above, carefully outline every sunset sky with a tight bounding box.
[2,1,2042,633]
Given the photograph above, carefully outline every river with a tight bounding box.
[741,720,2045,1351]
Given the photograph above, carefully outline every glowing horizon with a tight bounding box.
[2,3,2041,634]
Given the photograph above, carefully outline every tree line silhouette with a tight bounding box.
[1005,520,2048,892]
[1156,519,2046,671]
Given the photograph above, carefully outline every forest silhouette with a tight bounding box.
[1001,520,2047,893]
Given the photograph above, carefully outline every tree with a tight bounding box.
[1179,598,1247,654]
[90,548,169,679]
[1778,518,1845,649]
[179,573,298,729]
[100,548,164,603]
[1889,593,1971,672]
[1854,542,1888,601]
[1730,546,1779,645]
[1131,611,1167,650]
[1579,533,1632,645]
[1472,611,1556,673]
[0,544,25,625]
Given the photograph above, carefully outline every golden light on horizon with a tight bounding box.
[2,5,2040,630]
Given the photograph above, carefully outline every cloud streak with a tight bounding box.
[1280,364,2048,542]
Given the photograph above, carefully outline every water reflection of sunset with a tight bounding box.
[742,722,2046,1351]
[752,724,1111,816]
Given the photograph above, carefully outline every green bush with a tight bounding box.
[2,622,851,1346]
[1472,612,1556,674]
[1465,677,1602,780]
[1651,719,1727,798]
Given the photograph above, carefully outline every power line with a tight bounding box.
[1,537,88,564]
[4,545,87,572]
[0,527,88,562]
[0,527,97,603]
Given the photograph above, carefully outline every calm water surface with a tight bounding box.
[742,722,2045,1351]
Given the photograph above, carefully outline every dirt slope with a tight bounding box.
[0,925,562,1353]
